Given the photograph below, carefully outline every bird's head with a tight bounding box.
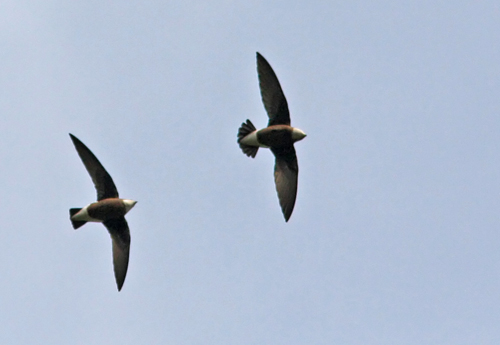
[291,128,307,142]
[123,199,137,214]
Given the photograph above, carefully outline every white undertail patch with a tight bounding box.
[71,204,101,222]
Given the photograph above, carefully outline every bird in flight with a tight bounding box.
[69,134,137,291]
[237,52,306,222]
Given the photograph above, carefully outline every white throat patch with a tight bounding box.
[123,199,137,214]
[291,128,307,142]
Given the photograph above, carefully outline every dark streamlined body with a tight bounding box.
[69,134,137,291]
[237,52,306,222]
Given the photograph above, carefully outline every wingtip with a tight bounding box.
[115,271,126,291]
[283,210,292,222]
[280,200,295,222]
[69,133,79,144]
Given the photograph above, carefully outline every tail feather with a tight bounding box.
[237,119,258,158]
[70,208,87,230]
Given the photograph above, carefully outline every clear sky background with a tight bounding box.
[1,1,500,344]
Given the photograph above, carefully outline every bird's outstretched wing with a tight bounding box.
[69,134,119,201]
[256,52,291,126]
[103,217,131,291]
[271,145,298,222]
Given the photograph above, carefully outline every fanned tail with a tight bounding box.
[237,119,258,158]
[70,208,87,230]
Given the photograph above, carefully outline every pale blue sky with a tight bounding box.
[1,1,500,344]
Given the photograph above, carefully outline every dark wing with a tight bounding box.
[271,145,299,222]
[256,52,291,126]
[103,217,131,291]
[69,134,119,201]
